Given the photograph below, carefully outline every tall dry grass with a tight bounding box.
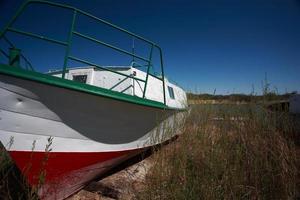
[0,137,52,200]
[0,142,35,200]
[138,104,298,199]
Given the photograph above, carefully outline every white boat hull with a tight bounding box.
[0,74,185,199]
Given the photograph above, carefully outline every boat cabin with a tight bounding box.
[48,66,187,109]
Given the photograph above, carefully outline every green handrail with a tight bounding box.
[62,10,77,79]
[143,44,154,98]
[0,0,167,105]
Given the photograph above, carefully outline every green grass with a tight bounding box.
[138,104,299,200]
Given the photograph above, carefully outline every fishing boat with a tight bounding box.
[0,1,187,199]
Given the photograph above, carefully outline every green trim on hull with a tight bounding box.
[0,64,179,110]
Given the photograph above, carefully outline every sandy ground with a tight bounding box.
[66,156,153,200]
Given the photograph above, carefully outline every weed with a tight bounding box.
[138,104,298,200]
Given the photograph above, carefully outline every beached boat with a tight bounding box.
[0,1,187,199]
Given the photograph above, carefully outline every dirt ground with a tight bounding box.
[66,155,153,200]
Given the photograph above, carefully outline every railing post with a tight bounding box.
[9,48,21,67]
[142,44,153,98]
[158,47,166,105]
[62,9,77,79]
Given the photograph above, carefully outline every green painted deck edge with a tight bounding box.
[0,64,178,110]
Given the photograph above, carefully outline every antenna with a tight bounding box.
[131,37,135,63]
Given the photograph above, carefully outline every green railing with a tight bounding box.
[0,0,166,105]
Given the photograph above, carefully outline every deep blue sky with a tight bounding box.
[0,0,300,94]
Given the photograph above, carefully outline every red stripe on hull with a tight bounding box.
[9,149,142,199]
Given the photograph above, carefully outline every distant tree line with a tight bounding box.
[187,91,297,102]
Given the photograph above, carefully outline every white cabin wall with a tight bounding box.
[132,68,145,98]
[132,68,187,108]
[165,82,187,109]
[93,69,133,95]
[52,74,62,78]
[51,67,134,95]
[145,75,164,103]
[132,69,164,103]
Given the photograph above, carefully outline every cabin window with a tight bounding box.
[168,86,175,99]
[73,75,87,83]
